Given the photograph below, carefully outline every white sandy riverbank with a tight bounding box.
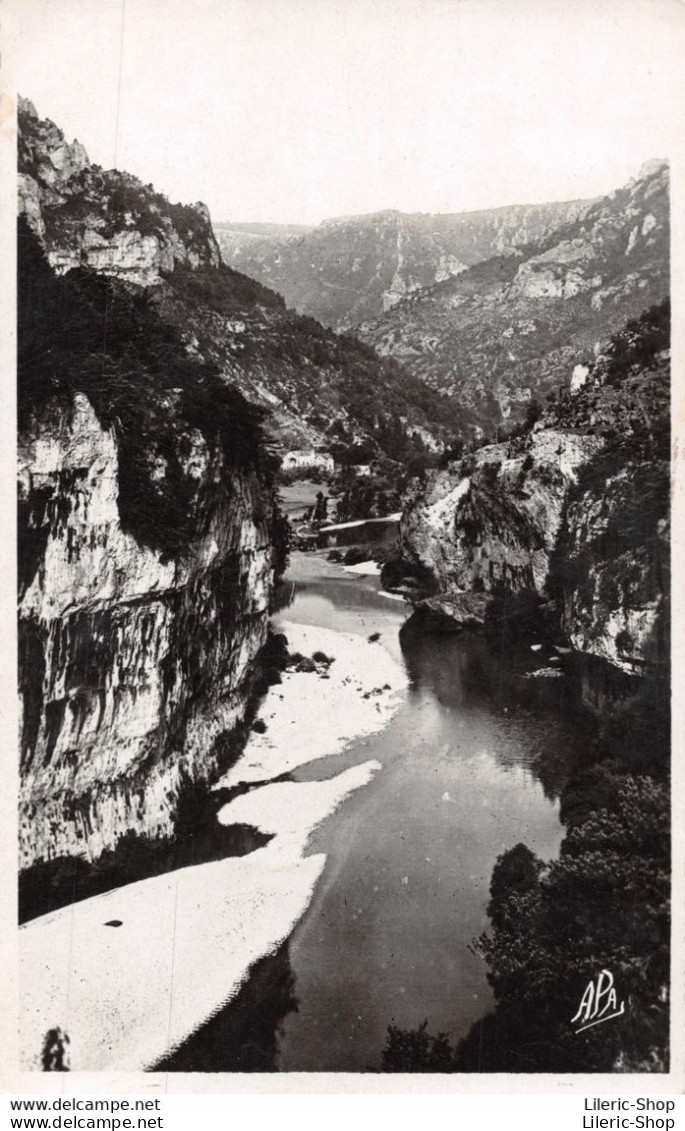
[20,848,325,1071]
[214,620,407,789]
[217,760,382,858]
[343,559,381,575]
[20,762,383,1071]
[20,622,407,1071]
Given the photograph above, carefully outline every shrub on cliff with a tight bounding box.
[603,300,670,386]
[170,261,284,316]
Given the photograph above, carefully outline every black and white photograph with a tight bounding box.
[6,0,683,1082]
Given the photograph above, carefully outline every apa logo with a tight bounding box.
[571,969,625,1033]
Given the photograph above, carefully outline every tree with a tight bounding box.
[381,1021,455,1072]
[524,396,543,430]
[313,491,328,523]
[487,843,543,930]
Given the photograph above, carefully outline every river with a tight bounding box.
[160,550,588,1072]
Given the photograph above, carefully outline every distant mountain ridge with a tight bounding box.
[215,198,595,329]
[357,160,669,431]
[212,222,314,269]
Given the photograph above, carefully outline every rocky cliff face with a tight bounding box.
[18,97,221,285]
[399,429,606,597]
[392,302,670,687]
[19,395,272,868]
[17,184,282,871]
[360,162,669,432]
[19,96,462,876]
[215,199,593,330]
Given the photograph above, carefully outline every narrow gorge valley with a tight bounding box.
[16,93,671,1078]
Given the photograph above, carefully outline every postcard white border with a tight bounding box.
[1,0,683,1097]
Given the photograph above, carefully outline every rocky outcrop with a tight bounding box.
[509,162,668,303]
[410,593,490,633]
[18,391,274,869]
[509,237,601,300]
[559,466,669,679]
[18,96,221,285]
[399,429,605,597]
[391,304,670,688]
[17,167,282,873]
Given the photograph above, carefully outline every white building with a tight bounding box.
[281,449,335,474]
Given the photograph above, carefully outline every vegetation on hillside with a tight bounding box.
[18,101,216,251]
[161,262,469,468]
[216,198,590,329]
[19,100,462,470]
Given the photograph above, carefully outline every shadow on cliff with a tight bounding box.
[152,942,298,1072]
[20,632,295,925]
[19,789,274,925]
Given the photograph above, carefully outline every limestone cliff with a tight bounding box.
[19,397,272,868]
[391,302,670,685]
[399,428,605,596]
[18,97,221,285]
[18,225,280,871]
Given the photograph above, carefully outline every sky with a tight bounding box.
[8,0,685,225]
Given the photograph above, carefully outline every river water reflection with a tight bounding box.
[159,552,587,1072]
[265,553,585,1071]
